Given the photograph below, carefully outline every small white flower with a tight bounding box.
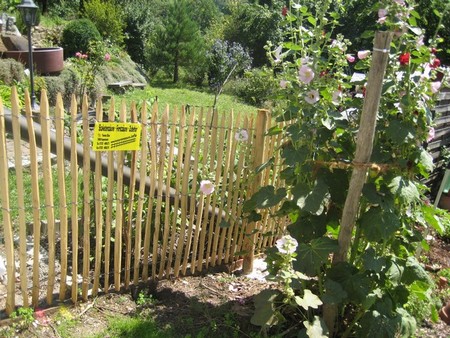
[235,129,249,142]
[200,180,215,195]
[24,68,30,77]
[276,235,298,254]
[274,45,283,63]
[427,127,435,143]
[280,79,288,89]
[305,90,320,104]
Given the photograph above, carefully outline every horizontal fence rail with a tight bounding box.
[0,89,287,316]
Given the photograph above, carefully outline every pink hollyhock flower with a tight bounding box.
[75,52,82,58]
[298,65,315,84]
[280,79,288,89]
[394,0,405,5]
[235,129,249,142]
[346,54,355,63]
[200,180,214,195]
[431,81,441,94]
[399,53,410,65]
[104,53,111,61]
[276,235,298,254]
[305,90,320,104]
[357,50,370,59]
[378,8,388,18]
[427,127,435,142]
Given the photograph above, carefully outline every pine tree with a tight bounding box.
[155,0,204,83]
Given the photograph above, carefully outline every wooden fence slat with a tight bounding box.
[142,104,158,280]
[166,106,184,276]
[55,93,69,301]
[216,111,235,266]
[114,100,127,291]
[182,108,203,275]
[187,108,206,274]
[40,89,57,304]
[103,98,116,292]
[158,108,174,279]
[11,87,29,307]
[223,112,241,264]
[230,117,251,260]
[70,95,79,303]
[125,102,138,288]
[208,112,227,268]
[133,101,148,285]
[81,94,91,300]
[197,109,214,272]
[173,108,195,277]
[151,106,168,279]
[92,99,104,296]
[0,96,15,314]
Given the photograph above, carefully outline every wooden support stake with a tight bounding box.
[324,31,393,335]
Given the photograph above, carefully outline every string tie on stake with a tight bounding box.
[372,47,390,53]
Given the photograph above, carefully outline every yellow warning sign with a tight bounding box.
[93,122,142,151]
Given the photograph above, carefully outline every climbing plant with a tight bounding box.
[245,0,450,336]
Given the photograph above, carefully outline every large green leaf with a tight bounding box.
[281,145,309,166]
[293,179,329,215]
[401,256,432,285]
[288,213,327,243]
[294,289,322,310]
[385,119,415,144]
[362,247,387,273]
[294,237,337,276]
[388,176,420,203]
[251,289,282,328]
[322,279,348,305]
[360,207,401,242]
[243,186,286,213]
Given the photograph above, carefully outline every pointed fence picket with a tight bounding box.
[0,89,288,316]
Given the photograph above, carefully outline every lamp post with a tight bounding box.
[17,0,38,111]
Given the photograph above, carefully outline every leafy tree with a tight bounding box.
[223,2,282,67]
[151,0,205,83]
[207,39,252,108]
[188,0,221,33]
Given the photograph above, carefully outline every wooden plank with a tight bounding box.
[103,98,116,292]
[92,99,104,296]
[125,102,138,288]
[0,94,15,314]
[151,105,168,279]
[167,107,186,277]
[55,93,69,301]
[114,100,127,291]
[195,109,213,273]
[166,107,183,277]
[223,112,241,264]
[142,104,158,280]
[40,89,57,305]
[182,107,203,275]
[173,108,194,277]
[216,111,234,266]
[70,95,79,303]
[81,94,91,301]
[133,101,148,285]
[206,111,224,268]
[10,87,29,307]
[158,108,174,279]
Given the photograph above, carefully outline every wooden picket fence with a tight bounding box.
[0,88,287,316]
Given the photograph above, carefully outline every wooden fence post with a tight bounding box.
[242,109,268,274]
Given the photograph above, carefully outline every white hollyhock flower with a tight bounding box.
[200,180,215,195]
[276,235,298,254]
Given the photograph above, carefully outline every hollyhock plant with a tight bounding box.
[250,0,449,336]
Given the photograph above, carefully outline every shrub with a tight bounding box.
[61,19,101,59]
[82,0,126,47]
[0,59,24,85]
[228,67,277,107]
